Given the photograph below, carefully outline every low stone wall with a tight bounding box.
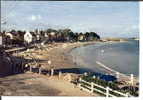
[0,58,12,77]
[0,48,13,77]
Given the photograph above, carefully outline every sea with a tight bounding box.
[70,40,139,76]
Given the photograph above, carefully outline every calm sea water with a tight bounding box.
[71,40,139,76]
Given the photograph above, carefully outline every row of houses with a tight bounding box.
[0,29,100,47]
[0,30,42,46]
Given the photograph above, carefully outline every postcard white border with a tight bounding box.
[2,1,143,100]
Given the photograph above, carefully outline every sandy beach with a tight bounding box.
[13,41,97,70]
[1,41,101,96]
[0,41,139,96]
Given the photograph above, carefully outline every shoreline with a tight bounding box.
[58,41,139,83]
[0,41,101,96]
[14,41,138,84]
[68,42,139,84]
[0,41,139,96]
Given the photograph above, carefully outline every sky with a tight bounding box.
[1,1,139,37]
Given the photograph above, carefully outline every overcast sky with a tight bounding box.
[1,1,139,37]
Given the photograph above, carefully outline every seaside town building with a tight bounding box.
[0,35,2,45]
[5,32,14,40]
[24,31,33,44]
[78,34,85,42]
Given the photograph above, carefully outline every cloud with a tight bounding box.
[31,15,36,21]
[30,15,42,21]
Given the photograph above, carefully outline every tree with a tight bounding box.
[88,32,100,41]
[85,32,90,41]
[10,29,16,34]
[68,31,75,42]
[92,32,100,40]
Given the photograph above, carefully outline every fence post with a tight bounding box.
[59,71,62,79]
[67,74,72,82]
[78,78,82,88]
[125,93,129,97]
[106,87,109,97]
[30,66,32,72]
[84,72,87,76]
[39,67,41,74]
[51,68,54,76]
[116,72,119,79]
[93,75,96,79]
[130,74,134,85]
[91,82,94,93]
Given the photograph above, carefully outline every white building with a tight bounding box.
[50,32,56,36]
[24,31,33,44]
[5,32,14,40]
[0,35,2,45]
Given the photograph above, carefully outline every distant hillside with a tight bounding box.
[129,37,139,40]
[101,37,128,42]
